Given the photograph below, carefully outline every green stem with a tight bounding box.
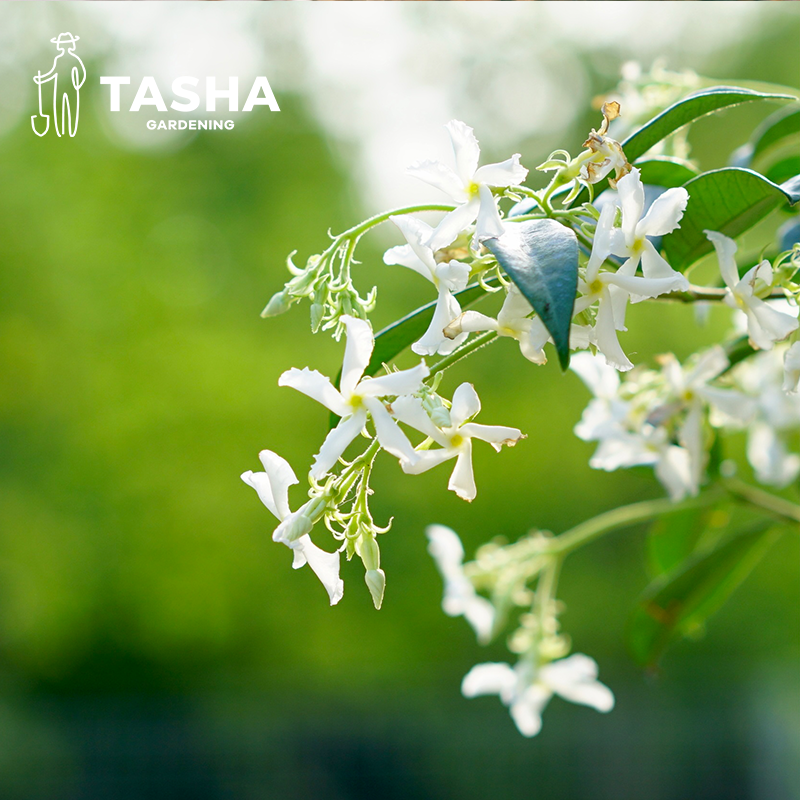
[428,331,499,377]
[549,490,724,556]
[724,479,800,524]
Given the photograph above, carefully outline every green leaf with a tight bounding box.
[570,87,795,206]
[629,522,780,667]
[483,219,578,371]
[733,105,800,167]
[623,87,797,164]
[661,167,800,271]
[647,506,715,577]
[765,155,800,186]
[636,158,699,189]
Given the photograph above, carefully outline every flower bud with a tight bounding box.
[359,534,380,571]
[273,510,313,544]
[365,568,386,610]
[310,302,324,333]
[261,290,290,318]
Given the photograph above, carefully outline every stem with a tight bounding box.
[724,478,800,525]
[549,490,724,556]
[655,285,789,304]
[428,331,499,377]
[326,204,456,253]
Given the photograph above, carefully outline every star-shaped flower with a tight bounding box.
[241,450,344,605]
[706,230,799,351]
[426,524,495,643]
[383,215,471,356]
[279,316,429,480]
[392,383,524,501]
[462,654,614,738]
[408,120,528,251]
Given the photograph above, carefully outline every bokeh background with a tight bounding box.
[0,3,798,798]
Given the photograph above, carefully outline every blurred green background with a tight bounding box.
[0,3,798,798]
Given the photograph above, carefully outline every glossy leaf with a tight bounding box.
[636,158,699,189]
[484,219,578,370]
[732,105,800,166]
[629,522,780,667]
[661,167,800,271]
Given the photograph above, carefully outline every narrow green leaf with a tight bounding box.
[647,506,715,577]
[623,87,796,164]
[732,105,800,166]
[571,87,795,206]
[629,523,780,667]
[483,220,578,371]
[636,158,699,189]
[661,167,800,271]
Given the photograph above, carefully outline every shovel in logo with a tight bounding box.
[31,70,50,137]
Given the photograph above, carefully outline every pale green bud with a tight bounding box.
[359,534,380,571]
[365,568,386,610]
[261,290,290,318]
[310,303,324,333]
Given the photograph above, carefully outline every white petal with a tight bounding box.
[386,215,438,277]
[636,187,688,238]
[448,443,477,501]
[608,257,637,330]
[655,444,695,502]
[497,284,533,329]
[678,401,705,494]
[450,382,481,427]
[590,433,658,471]
[639,241,689,285]
[241,470,284,521]
[475,184,505,243]
[254,450,299,519]
[407,158,466,202]
[541,655,615,713]
[586,201,617,283]
[434,259,471,293]
[426,524,466,573]
[685,345,729,386]
[359,362,430,398]
[473,154,528,188]
[705,230,740,290]
[460,423,523,452]
[447,310,500,337]
[402,447,457,475]
[446,120,481,186]
[462,595,496,644]
[391,395,446,443]
[427,200,480,252]
[570,351,620,399]
[310,408,367,480]
[616,167,644,246]
[278,367,349,417]
[383,243,435,283]
[509,687,549,737]
[340,316,375,398]
[293,534,344,606]
[593,288,633,372]
[412,287,467,356]
[744,297,799,348]
[783,342,800,393]
[461,662,517,698]
[520,316,549,364]
[602,269,687,299]
[364,397,419,466]
[747,421,800,487]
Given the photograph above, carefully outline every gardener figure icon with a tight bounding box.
[32,32,86,138]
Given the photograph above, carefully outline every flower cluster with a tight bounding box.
[246,87,800,740]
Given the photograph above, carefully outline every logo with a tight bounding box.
[32,32,86,138]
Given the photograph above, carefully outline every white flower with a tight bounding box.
[706,230,799,351]
[609,168,690,294]
[408,120,528,251]
[383,215,471,356]
[462,655,614,738]
[570,350,631,440]
[426,524,495,643]
[733,349,800,487]
[392,383,524,502]
[444,283,550,365]
[783,341,800,393]
[579,101,631,187]
[279,315,428,480]
[241,450,344,605]
[576,175,690,372]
